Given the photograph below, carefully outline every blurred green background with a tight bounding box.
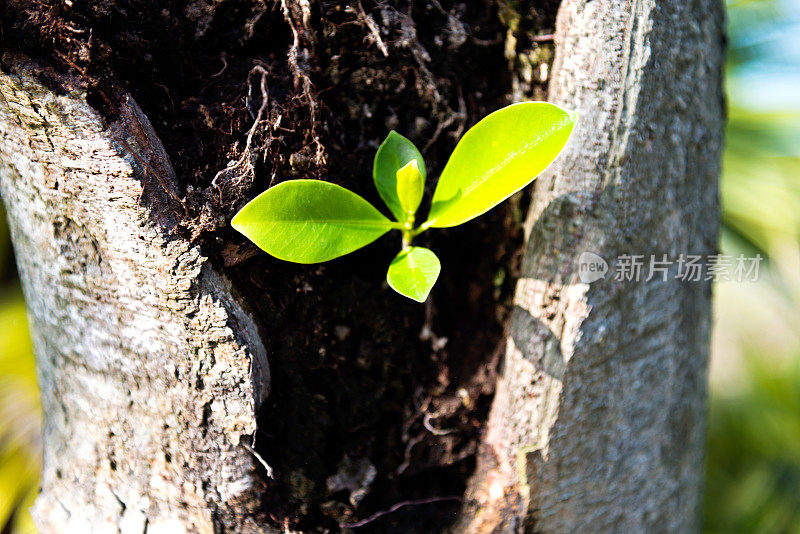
[2,0,800,531]
[0,200,39,529]
[706,0,800,531]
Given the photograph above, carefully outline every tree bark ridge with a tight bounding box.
[0,60,273,533]
[456,0,724,531]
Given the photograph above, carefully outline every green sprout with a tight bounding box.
[231,102,578,302]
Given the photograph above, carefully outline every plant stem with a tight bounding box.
[415,220,434,235]
[401,214,415,250]
[396,215,432,250]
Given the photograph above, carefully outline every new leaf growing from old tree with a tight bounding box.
[232,102,577,302]
[427,103,578,227]
[395,160,424,218]
[231,180,394,263]
[386,247,441,303]
[373,130,427,222]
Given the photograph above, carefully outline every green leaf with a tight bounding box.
[232,180,394,263]
[427,102,577,228]
[374,131,426,221]
[396,160,424,218]
[386,247,441,302]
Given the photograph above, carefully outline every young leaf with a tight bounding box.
[396,160,424,218]
[374,131,426,221]
[232,180,394,263]
[386,247,441,302]
[427,102,578,228]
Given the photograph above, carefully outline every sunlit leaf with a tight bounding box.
[374,131,426,221]
[386,247,440,302]
[396,160,424,218]
[232,180,394,263]
[427,102,577,228]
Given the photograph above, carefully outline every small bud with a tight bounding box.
[396,159,424,219]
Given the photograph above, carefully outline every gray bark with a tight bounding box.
[0,60,273,533]
[457,0,724,532]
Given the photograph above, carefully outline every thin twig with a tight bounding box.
[356,0,389,57]
[211,65,269,190]
[339,496,462,529]
[210,54,229,78]
[280,0,326,166]
[241,441,274,478]
[423,411,456,436]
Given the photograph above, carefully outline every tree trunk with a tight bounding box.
[457,0,724,532]
[0,59,273,533]
[0,0,723,532]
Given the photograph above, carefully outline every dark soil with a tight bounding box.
[0,0,558,530]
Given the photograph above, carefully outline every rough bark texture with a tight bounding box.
[457,0,724,532]
[0,61,274,533]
